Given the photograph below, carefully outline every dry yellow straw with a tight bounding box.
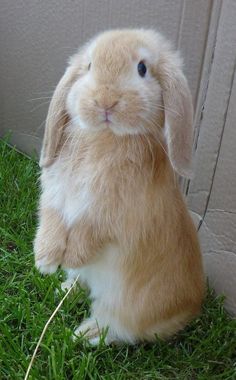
[24,275,80,380]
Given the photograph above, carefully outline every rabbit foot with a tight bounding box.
[61,278,77,292]
[35,257,59,274]
[73,319,105,345]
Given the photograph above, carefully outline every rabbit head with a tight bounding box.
[40,29,193,177]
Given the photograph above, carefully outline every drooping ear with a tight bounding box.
[39,64,78,168]
[159,52,194,178]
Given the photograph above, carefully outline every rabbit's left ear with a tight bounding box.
[159,53,194,178]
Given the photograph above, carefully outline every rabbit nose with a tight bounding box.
[94,99,118,111]
[106,100,118,110]
[94,87,119,111]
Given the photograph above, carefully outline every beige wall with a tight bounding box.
[188,0,236,315]
[1,1,236,314]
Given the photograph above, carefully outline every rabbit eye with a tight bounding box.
[138,61,147,77]
[88,63,91,70]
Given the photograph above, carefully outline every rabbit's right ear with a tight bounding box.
[156,47,193,178]
[39,65,77,168]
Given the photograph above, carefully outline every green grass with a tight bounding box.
[0,139,235,380]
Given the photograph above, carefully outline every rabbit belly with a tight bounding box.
[65,244,137,342]
[75,243,123,303]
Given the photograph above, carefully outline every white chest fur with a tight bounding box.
[41,158,93,227]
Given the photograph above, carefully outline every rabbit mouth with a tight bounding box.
[101,110,113,124]
[105,111,112,123]
[103,118,112,124]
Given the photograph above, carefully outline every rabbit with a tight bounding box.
[34,29,205,345]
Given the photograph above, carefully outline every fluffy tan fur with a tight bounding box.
[34,29,205,343]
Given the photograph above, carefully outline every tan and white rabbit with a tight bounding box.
[34,29,205,344]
